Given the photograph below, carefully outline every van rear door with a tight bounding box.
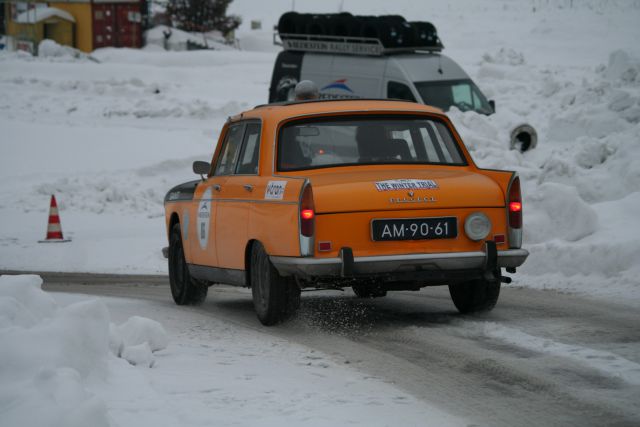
[302,54,385,100]
[269,51,304,103]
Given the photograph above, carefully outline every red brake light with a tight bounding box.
[508,177,522,229]
[300,184,315,237]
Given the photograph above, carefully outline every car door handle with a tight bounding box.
[213,184,222,192]
[243,184,254,192]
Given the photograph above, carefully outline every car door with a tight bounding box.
[215,121,262,270]
[188,122,245,268]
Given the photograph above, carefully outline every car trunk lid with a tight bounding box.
[308,167,504,213]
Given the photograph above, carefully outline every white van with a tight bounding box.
[269,50,495,116]
[268,13,537,151]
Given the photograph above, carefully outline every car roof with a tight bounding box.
[233,99,445,123]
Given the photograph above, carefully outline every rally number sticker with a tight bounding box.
[265,181,287,200]
[197,187,212,249]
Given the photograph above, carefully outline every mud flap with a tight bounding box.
[483,241,500,283]
[340,247,354,278]
[484,241,512,284]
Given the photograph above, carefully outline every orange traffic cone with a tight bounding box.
[39,195,70,243]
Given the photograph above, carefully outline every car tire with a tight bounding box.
[250,242,301,326]
[448,278,500,314]
[352,284,387,298]
[168,223,208,306]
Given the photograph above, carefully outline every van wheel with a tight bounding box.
[168,223,208,305]
[250,243,301,325]
[448,279,500,314]
[352,284,387,298]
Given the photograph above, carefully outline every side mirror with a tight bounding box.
[489,99,496,113]
[193,161,211,180]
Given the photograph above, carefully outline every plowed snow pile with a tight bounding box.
[449,48,640,301]
[0,275,168,427]
[1,0,639,304]
[0,274,465,426]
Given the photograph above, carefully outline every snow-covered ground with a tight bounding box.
[0,275,466,427]
[1,0,640,305]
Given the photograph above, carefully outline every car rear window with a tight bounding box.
[277,116,466,171]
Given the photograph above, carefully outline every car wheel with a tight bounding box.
[448,278,500,314]
[168,223,208,305]
[352,284,387,298]
[250,242,301,326]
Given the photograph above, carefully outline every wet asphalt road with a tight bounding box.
[9,270,639,427]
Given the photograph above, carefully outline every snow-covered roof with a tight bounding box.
[14,7,76,24]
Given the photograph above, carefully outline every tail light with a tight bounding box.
[299,182,315,256]
[300,183,315,237]
[507,175,522,248]
[508,177,522,229]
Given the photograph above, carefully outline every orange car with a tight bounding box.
[163,99,528,325]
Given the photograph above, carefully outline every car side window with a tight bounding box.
[214,124,245,176]
[235,123,261,175]
[387,81,416,102]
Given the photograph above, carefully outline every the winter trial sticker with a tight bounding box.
[375,179,438,191]
[265,180,287,200]
[197,187,212,250]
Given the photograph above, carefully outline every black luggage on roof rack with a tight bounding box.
[276,12,443,56]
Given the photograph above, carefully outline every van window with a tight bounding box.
[278,116,466,171]
[415,79,492,114]
[387,81,416,102]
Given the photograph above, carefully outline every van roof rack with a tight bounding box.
[274,33,443,56]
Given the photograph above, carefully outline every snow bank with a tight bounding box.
[447,44,640,301]
[524,183,598,243]
[0,275,170,426]
[111,315,168,366]
[144,25,232,52]
[121,342,155,367]
[0,275,110,427]
[117,315,168,351]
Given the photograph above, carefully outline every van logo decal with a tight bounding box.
[321,79,354,93]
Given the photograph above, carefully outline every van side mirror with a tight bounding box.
[193,161,211,180]
[489,99,496,113]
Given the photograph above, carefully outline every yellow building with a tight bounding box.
[4,3,75,53]
[5,0,142,54]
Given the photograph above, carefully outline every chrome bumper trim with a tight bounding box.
[270,249,529,277]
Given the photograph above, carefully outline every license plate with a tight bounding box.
[371,217,457,241]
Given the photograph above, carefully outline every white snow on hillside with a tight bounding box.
[1,0,640,305]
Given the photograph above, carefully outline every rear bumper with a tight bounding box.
[270,248,529,278]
